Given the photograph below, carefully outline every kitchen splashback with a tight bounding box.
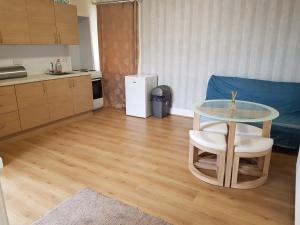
[0,45,72,75]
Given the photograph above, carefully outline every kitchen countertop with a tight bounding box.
[0,71,92,87]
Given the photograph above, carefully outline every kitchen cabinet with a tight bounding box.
[0,75,92,138]
[73,76,93,114]
[46,78,75,121]
[0,0,30,44]
[0,1,79,45]
[0,86,21,137]
[0,112,21,139]
[26,0,57,45]
[54,3,79,45]
[15,82,50,130]
[0,86,18,114]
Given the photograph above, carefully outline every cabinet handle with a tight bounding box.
[0,124,6,130]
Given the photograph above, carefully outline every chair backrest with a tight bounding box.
[206,75,300,115]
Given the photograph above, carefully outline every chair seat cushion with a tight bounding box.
[235,136,273,153]
[200,121,228,135]
[189,130,227,151]
[236,123,262,137]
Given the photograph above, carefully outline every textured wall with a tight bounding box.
[140,0,300,110]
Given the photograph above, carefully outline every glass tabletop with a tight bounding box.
[193,100,279,123]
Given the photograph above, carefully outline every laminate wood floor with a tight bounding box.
[0,108,296,225]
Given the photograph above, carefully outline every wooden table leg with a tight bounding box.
[258,120,272,169]
[224,122,236,187]
[193,112,200,130]
[262,120,272,138]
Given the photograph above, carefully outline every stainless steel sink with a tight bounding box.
[46,72,74,76]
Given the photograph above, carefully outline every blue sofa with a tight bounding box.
[206,75,300,150]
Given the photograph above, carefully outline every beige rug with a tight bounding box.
[32,188,171,225]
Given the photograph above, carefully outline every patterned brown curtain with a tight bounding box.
[97,1,138,108]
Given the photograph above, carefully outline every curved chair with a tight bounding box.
[189,130,227,186]
[199,121,228,135]
[200,121,262,137]
[235,123,262,137]
[231,136,273,189]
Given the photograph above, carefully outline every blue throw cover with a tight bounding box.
[206,75,300,150]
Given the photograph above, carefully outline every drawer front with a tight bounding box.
[0,111,21,137]
[0,86,18,114]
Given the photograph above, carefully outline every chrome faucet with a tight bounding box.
[50,62,54,72]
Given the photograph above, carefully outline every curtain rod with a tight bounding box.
[92,0,139,5]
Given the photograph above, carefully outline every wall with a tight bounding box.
[0,45,72,75]
[69,17,95,70]
[140,0,300,115]
[70,0,100,71]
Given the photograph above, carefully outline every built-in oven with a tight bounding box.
[92,76,103,110]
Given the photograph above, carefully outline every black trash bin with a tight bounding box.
[151,85,172,118]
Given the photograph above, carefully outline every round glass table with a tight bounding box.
[192,100,279,187]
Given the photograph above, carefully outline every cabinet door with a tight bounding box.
[0,112,21,137]
[0,86,18,114]
[0,0,30,44]
[46,78,74,121]
[54,4,79,45]
[26,0,57,44]
[73,76,93,114]
[15,82,50,130]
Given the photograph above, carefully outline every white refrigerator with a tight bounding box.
[125,74,158,118]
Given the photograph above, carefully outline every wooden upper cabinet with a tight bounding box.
[73,76,93,114]
[15,82,50,130]
[26,0,57,45]
[46,78,74,121]
[54,4,79,45]
[0,0,30,44]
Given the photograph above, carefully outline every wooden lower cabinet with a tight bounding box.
[0,75,92,138]
[15,82,50,130]
[46,78,75,121]
[0,111,21,137]
[0,86,21,137]
[73,76,93,114]
[0,86,18,114]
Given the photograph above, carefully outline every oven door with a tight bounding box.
[92,78,103,100]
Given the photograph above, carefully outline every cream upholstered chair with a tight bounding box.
[200,121,262,137]
[189,130,227,186]
[199,121,228,135]
[235,123,262,137]
[231,136,273,189]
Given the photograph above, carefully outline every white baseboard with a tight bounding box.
[170,107,193,117]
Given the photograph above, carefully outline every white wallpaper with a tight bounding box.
[140,0,300,110]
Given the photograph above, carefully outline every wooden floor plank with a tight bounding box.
[0,108,296,225]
